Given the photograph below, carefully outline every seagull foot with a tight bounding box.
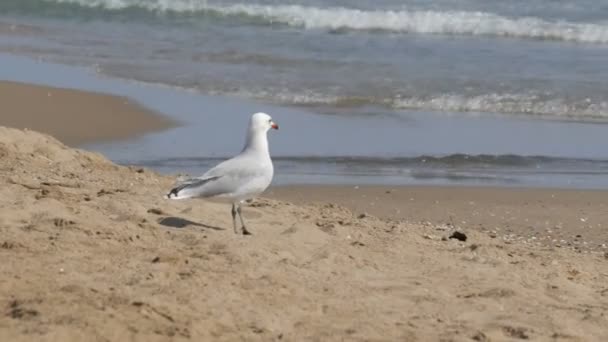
[242,227,252,236]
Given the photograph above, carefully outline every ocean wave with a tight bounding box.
[214,88,608,120]
[390,94,608,120]
[39,0,608,43]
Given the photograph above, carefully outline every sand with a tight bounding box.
[1,126,607,341]
[268,185,608,253]
[0,81,176,146]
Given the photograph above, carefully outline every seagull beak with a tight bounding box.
[271,121,279,130]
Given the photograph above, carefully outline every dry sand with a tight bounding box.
[0,81,175,146]
[1,126,607,341]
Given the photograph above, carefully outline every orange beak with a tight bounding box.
[271,121,279,130]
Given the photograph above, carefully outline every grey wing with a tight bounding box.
[166,175,222,199]
[166,155,264,199]
[197,156,267,196]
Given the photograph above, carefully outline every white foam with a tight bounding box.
[391,93,608,119]
[45,0,608,43]
[219,88,608,120]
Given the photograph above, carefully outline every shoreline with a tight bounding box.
[0,80,177,146]
[1,54,608,190]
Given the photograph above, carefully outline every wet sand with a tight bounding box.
[0,81,176,146]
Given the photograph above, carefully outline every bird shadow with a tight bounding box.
[158,216,224,231]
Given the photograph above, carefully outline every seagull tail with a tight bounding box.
[166,185,191,200]
[165,176,221,200]
[166,181,199,200]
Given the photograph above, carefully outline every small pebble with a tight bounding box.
[449,231,468,242]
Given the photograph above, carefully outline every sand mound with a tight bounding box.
[0,127,606,341]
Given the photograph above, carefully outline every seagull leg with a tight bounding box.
[236,204,252,235]
[231,203,239,234]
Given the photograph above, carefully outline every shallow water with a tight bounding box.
[3,54,608,189]
[3,0,608,120]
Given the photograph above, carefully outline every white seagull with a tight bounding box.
[166,112,279,235]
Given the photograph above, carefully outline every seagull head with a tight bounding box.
[250,112,279,132]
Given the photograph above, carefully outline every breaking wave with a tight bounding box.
[26,0,608,43]
[211,88,608,121]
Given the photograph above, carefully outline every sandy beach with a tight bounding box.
[0,83,607,341]
[268,185,608,253]
[0,81,176,146]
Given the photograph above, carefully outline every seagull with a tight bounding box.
[166,112,279,235]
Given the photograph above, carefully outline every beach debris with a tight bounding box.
[35,188,50,199]
[97,189,112,196]
[7,300,39,320]
[1,241,18,249]
[248,198,274,207]
[147,208,164,215]
[357,213,368,219]
[449,231,468,242]
[337,219,351,226]
[53,218,75,227]
[435,224,450,231]
[96,188,124,197]
[41,180,80,188]
[315,220,335,230]
[472,331,489,341]
[128,166,145,173]
[502,326,530,340]
[151,256,160,263]
[460,288,515,299]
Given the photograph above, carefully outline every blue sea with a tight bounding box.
[2,0,608,188]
